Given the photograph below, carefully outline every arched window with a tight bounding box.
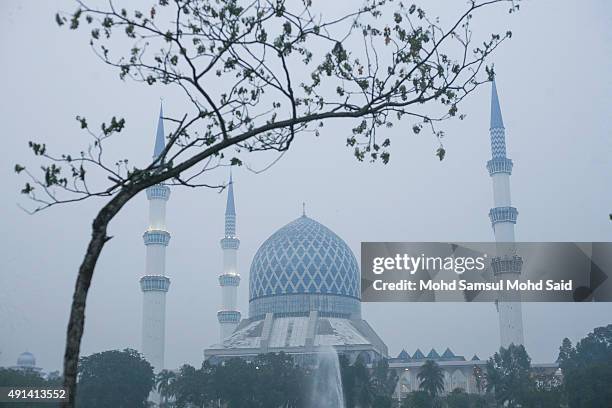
[451,369,467,392]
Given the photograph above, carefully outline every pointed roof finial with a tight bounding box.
[302,202,306,217]
[490,79,505,129]
[153,101,165,159]
[225,172,236,216]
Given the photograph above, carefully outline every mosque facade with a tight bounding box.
[201,79,523,365]
[138,80,534,393]
[204,202,388,364]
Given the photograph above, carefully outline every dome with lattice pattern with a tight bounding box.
[248,215,361,318]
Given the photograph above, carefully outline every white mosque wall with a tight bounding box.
[219,323,236,342]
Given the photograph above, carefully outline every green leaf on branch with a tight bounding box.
[28,141,46,156]
[70,9,82,30]
[55,13,66,26]
[101,117,126,135]
[76,116,88,129]
[21,183,34,194]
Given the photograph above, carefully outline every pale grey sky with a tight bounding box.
[0,0,611,373]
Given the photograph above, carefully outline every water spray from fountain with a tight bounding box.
[309,347,346,408]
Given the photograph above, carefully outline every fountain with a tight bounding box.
[308,347,346,408]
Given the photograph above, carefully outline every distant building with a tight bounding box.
[388,348,559,397]
[10,351,43,374]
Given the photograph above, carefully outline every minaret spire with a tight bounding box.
[218,172,241,342]
[490,79,505,130]
[140,106,171,383]
[153,102,166,160]
[486,78,524,347]
[225,171,236,217]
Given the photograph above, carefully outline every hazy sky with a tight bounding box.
[0,0,611,373]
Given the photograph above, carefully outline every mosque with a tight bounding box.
[137,80,554,395]
[8,352,43,374]
[204,203,388,364]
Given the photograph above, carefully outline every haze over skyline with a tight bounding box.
[0,0,610,373]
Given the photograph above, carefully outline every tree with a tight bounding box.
[340,355,372,408]
[76,348,154,408]
[485,344,534,408]
[213,358,258,408]
[444,388,488,408]
[16,1,522,404]
[46,371,64,386]
[445,388,470,408]
[558,337,575,364]
[156,369,177,407]
[417,360,444,398]
[0,368,47,388]
[472,365,486,394]
[400,390,433,408]
[558,324,612,407]
[251,352,305,408]
[171,363,214,408]
[369,358,398,408]
[206,353,307,408]
[0,368,62,408]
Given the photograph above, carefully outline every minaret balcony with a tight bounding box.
[491,255,523,276]
[143,230,171,246]
[219,274,241,286]
[220,237,240,250]
[140,275,171,292]
[146,184,171,201]
[217,310,241,324]
[489,206,518,225]
[486,158,513,176]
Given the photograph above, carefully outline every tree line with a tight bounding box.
[1,324,610,407]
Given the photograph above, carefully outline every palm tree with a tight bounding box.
[485,345,533,408]
[417,360,445,398]
[156,369,176,408]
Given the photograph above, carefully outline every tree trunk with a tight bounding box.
[61,189,135,407]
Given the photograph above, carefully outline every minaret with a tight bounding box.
[217,173,241,341]
[486,79,524,347]
[140,104,171,371]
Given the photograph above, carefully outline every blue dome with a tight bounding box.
[17,352,36,367]
[249,215,361,318]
